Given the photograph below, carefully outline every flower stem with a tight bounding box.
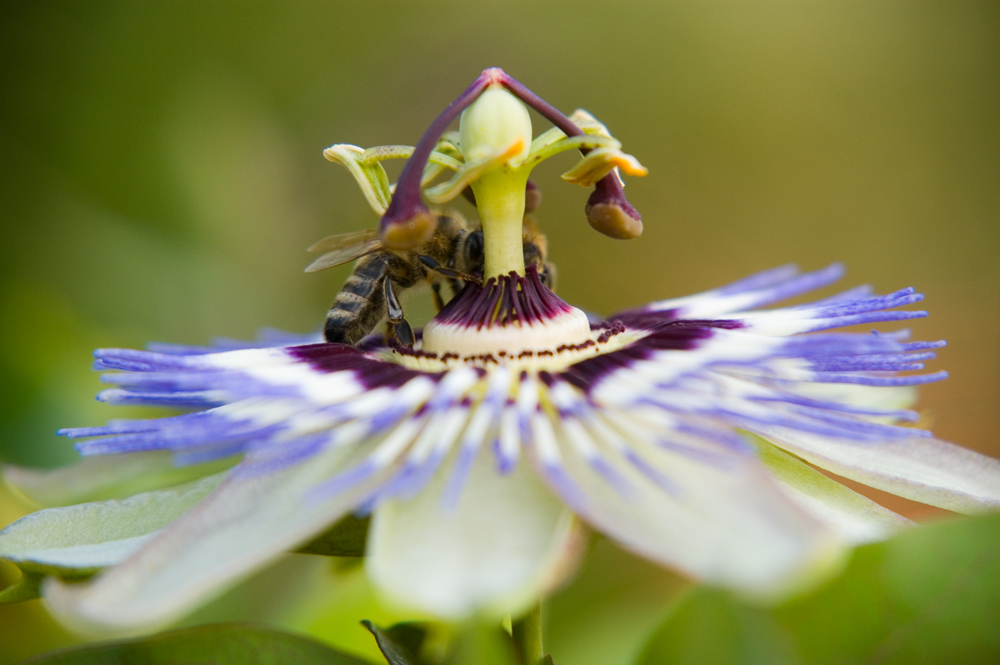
[512,601,545,665]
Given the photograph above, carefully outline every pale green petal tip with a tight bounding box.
[0,473,225,572]
[0,473,229,632]
[39,445,374,637]
[755,427,1000,515]
[749,434,911,545]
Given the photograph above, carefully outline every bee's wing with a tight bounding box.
[305,229,383,272]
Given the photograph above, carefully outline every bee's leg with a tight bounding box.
[383,279,415,347]
[418,255,483,286]
[431,282,445,311]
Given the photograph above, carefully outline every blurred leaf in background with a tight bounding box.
[19,623,371,665]
[637,514,1000,665]
[1,1,998,663]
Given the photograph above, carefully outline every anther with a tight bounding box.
[585,177,643,239]
[494,71,642,238]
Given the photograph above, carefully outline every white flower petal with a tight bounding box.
[749,435,910,544]
[534,418,842,602]
[43,442,382,636]
[789,383,917,414]
[754,427,1000,514]
[367,448,581,620]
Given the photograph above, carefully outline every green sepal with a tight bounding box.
[0,473,227,602]
[3,451,236,508]
[18,622,373,665]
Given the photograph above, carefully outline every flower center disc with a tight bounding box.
[420,267,593,360]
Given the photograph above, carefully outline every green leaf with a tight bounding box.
[636,587,804,665]
[0,473,225,602]
[19,622,373,664]
[362,620,427,665]
[3,451,235,507]
[298,514,370,557]
[361,620,518,665]
[637,514,1000,665]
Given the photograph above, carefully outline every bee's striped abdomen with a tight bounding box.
[324,254,389,345]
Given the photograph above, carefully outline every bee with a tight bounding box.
[520,213,555,292]
[307,211,554,347]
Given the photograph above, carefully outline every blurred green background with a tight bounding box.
[1,1,997,663]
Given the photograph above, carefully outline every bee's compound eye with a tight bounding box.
[466,230,484,265]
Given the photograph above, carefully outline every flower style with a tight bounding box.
[4,69,1000,636]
